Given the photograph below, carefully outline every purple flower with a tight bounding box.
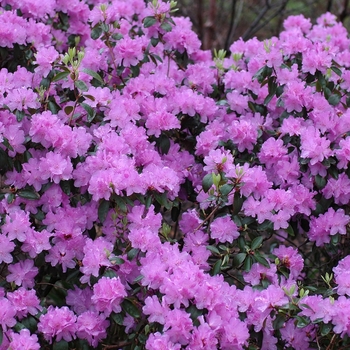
[38,306,77,343]
[210,215,240,243]
[91,276,127,316]
[8,329,40,350]
[6,259,38,288]
[76,311,110,347]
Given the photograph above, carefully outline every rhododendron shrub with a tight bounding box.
[2,0,350,348]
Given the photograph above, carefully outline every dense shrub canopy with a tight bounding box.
[1,1,350,349]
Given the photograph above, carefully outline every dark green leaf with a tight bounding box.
[17,189,40,200]
[243,255,253,271]
[111,33,123,41]
[285,224,295,237]
[100,22,109,33]
[257,220,273,232]
[320,322,333,336]
[273,313,286,330]
[110,257,125,265]
[296,316,310,328]
[15,110,25,122]
[81,102,96,122]
[81,68,104,85]
[232,252,247,267]
[151,37,160,47]
[251,236,263,250]
[254,253,270,268]
[111,312,124,325]
[60,180,72,195]
[7,193,15,204]
[202,173,213,193]
[64,105,73,115]
[0,327,2,347]
[52,71,69,82]
[2,137,14,151]
[331,66,342,76]
[75,80,88,92]
[53,341,69,350]
[219,184,234,196]
[212,259,222,275]
[328,93,341,106]
[127,248,139,261]
[91,26,103,40]
[315,174,327,189]
[157,134,170,154]
[143,16,157,28]
[207,245,220,255]
[233,191,244,215]
[154,192,172,209]
[98,199,109,223]
[48,100,60,114]
[122,299,141,318]
[160,21,172,32]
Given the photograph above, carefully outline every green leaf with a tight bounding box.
[273,313,286,330]
[202,173,213,193]
[206,245,220,255]
[251,236,263,250]
[122,299,141,318]
[232,252,247,267]
[64,105,73,115]
[52,71,69,82]
[0,326,2,347]
[157,134,170,154]
[81,68,104,85]
[143,16,157,28]
[151,37,160,47]
[211,259,222,275]
[154,192,172,210]
[2,137,14,151]
[17,189,40,200]
[110,256,125,265]
[285,224,295,237]
[331,66,342,76]
[160,21,172,32]
[15,110,25,122]
[254,253,270,268]
[320,322,333,336]
[219,184,234,196]
[53,340,69,350]
[91,25,103,40]
[296,315,310,328]
[243,255,253,271]
[111,312,124,325]
[233,191,244,215]
[48,100,60,114]
[81,102,96,122]
[328,93,341,106]
[315,174,327,189]
[98,199,110,223]
[127,248,139,261]
[75,80,89,92]
[60,180,72,195]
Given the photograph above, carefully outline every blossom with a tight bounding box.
[210,215,240,243]
[7,288,42,320]
[6,259,38,288]
[76,311,110,347]
[38,306,77,343]
[91,276,127,316]
[0,297,17,331]
[334,256,350,296]
[7,329,40,350]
